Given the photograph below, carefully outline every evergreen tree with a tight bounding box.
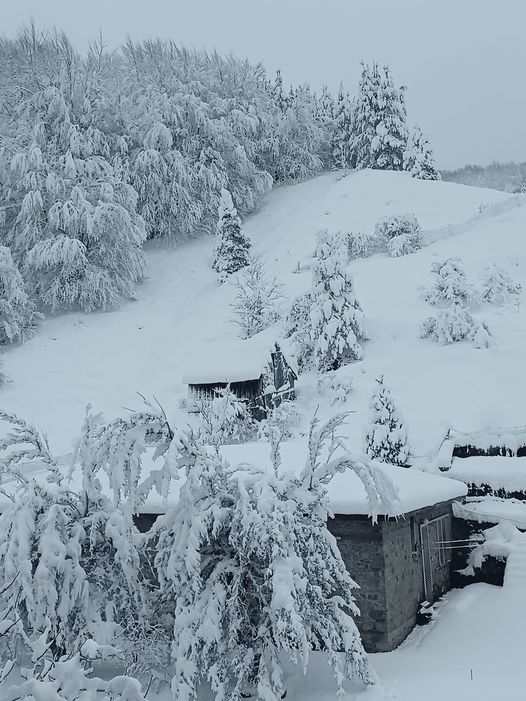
[212,189,251,281]
[310,230,367,371]
[350,63,408,170]
[403,125,441,180]
[364,376,410,466]
[480,263,521,306]
[420,303,475,344]
[331,86,354,169]
[424,258,473,307]
[0,245,39,344]
[471,321,494,349]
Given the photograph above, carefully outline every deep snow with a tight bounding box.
[1,168,525,700]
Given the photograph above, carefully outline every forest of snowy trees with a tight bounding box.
[0,27,439,335]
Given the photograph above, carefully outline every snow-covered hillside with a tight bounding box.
[1,169,524,459]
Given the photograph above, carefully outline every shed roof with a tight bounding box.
[183,326,296,385]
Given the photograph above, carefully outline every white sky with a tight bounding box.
[2,0,526,169]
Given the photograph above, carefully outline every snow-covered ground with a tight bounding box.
[2,169,526,700]
[1,169,524,461]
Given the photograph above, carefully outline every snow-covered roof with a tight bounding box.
[453,497,526,528]
[0,441,467,519]
[448,456,526,493]
[216,441,467,517]
[183,326,296,385]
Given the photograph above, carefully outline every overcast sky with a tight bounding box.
[3,0,525,169]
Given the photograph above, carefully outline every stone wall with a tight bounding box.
[382,501,454,650]
[329,500,456,653]
[327,517,387,652]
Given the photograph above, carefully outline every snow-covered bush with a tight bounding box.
[317,368,354,405]
[424,257,473,307]
[1,655,147,701]
[403,125,441,181]
[284,291,314,372]
[420,304,475,344]
[153,414,398,701]
[471,321,494,349]
[212,189,251,282]
[374,213,421,257]
[0,246,39,344]
[310,230,367,372]
[230,260,284,338]
[480,263,521,307]
[364,376,411,466]
[258,400,299,446]
[0,405,176,665]
[347,230,379,259]
[196,386,257,445]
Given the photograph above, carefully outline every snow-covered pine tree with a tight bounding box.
[284,291,315,372]
[331,86,354,169]
[310,230,367,372]
[364,376,411,466]
[350,63,408,170]
[212,188,251,281]
[374,213,421,257]
[230,260,284,338]
[0,245,39,344]
[480,263,521,306]
[269,84,325,182]
[424,257,473,307]
[403,125,441,180]
[471,321,494,349]
[152,413,398,701]
[420,303,475,344]
[369,65,408,170]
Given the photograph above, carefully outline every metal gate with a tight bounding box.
[420,516,449,602]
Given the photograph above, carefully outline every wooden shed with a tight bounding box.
[183,328,297,420]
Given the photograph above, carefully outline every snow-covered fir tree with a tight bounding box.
[0,245,39,344]
[331,86,354,169]
[284,291,315,372]
[471,321,494,349]
[420,303,475,344]
[480,263,521,306]
[364,376,411,466]
[230,260,284,338]
[152,413,398,701]
[310,230,367,372]
[403,125,441,180]
[424,257,473,307]
[269,84,325,182]
[212,189,251,281]
[350,63,408,170]
[374,213,421,257]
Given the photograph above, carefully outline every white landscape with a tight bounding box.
[0,5,525,701]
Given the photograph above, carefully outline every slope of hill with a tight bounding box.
[1,169,524,460]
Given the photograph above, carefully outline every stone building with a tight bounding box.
[127,441,468,654]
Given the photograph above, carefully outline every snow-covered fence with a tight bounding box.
[421,194,526,246]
